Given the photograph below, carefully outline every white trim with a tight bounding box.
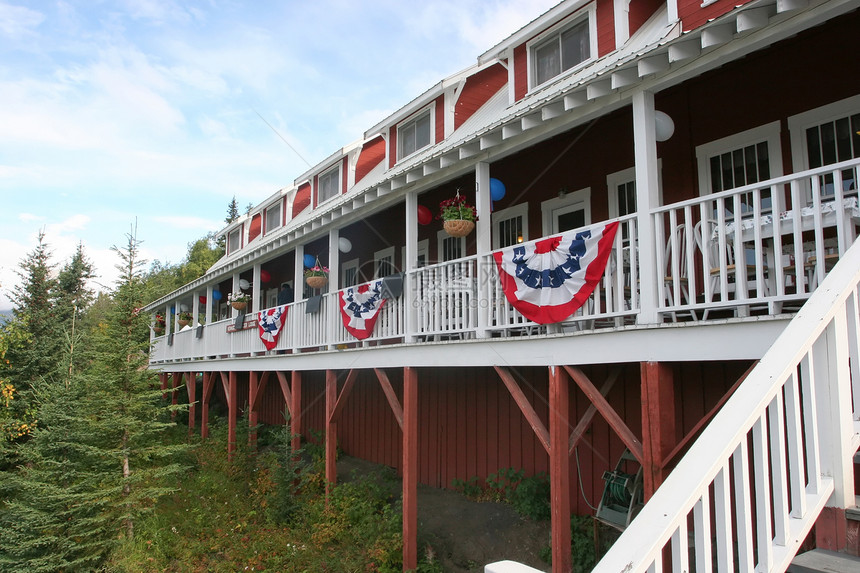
[788,94,860,172]
[526,5,597,93]
[401,239,429,269]
[436,230,466,263]
[264,201,282,234]
[541,187,591,234]
[695,121,783,196]
[341,258,359,288]
[614,0,630,49]
[374,246,396,278]
[491,202,529,249]
[606,161,663,218]
[397,103,435,163]
[317,163,342,206]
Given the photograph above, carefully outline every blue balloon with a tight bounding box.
[490,178,506,201]
[303,254,316,268]
[212,289,222,301]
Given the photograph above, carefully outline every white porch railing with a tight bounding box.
[594,235,860,573]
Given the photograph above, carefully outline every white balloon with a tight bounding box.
[655,111,675,142]
[338,237,352,253]
[238,279,250,290]
[179,304,189,312]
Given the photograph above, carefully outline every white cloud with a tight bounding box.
[0,2,44,38]
[18,213,44,222]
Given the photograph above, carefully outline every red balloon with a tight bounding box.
[260,269,271,283]
[199,296,207,304]
[417,205,433,225]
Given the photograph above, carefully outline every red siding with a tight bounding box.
[312,174,319,208]
[679,0,756,32]
[247,213,261,243]
[292,182,311,218]
[596,0,614,58]
[434,95,444,143]
[513,44,528,102]
[341,157,349,194]
[356,135,386,182]
[455,63,508,130]
[388,125,397,168]
[628,0,662,36]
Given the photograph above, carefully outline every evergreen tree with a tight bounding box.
[55,243,96,376]
[225,196,240,224]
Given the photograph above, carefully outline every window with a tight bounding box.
[530,13,593,88]
[401,239,429,269]
[342,259,359,288]
[265,202,281,234]
[696,122,783,216]
[492,203,528,249]
[318,166,340,205]
[541,188,591,235]
[398,110,432,160]
[789,95,860,197]
[227,228,241,254]
[437,231,466,262]
[374,247,396,278]
[606,164,664,243]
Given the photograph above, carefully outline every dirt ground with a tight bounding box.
[337,455,553,572]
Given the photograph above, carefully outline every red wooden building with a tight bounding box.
[146,1,860,571]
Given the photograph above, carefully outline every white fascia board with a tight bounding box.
[363,80,446,138]
[477,0,589,64]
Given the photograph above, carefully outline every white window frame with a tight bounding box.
[317,164,341,206]
[788,94,860,172]
[401,239,429,270]
[436,230,466,263]
[541,188,591,235]
[695,121,783,197]
[606,162,664,218]
[264,201,282,234]
[374,246,396,279]
[491,203,529,250]
[227,228,241,254]
[397,105,434,162]
[342,258,359,288]
[526,6,597,92]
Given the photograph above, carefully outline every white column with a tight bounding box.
[295,245,305,300]
[328,229,340,292]
[405,191,418,343]
[205,284,213,324]
[232,272,241,317]
[192,290,200,326]
[475,161,491,338]
[252,265,262,313]
[632,90,661,324]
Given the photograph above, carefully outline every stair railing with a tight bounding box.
[594,238,860,572]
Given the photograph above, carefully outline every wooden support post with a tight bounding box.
[185,372,196,434]
[325,370,337,497]
[249,371,259,450]
[171,373,179,420]
[549,366,572,573]
[291,371,302,454]
[640,361,675,499]
[201,372,213,440]
[225,371,237,461]
[402,367,418,571]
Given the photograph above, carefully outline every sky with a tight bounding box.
[0,0,560,311]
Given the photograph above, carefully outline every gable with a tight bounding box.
[356,135,386,182]
[454,63,508,130]
[292,182,311,217]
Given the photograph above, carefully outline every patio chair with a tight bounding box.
[663,223,696,322]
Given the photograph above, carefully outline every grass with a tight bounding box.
[106,419,423,572]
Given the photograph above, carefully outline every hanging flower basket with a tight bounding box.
[443,219,475,237]
[231,301,248,311]
[306,275,328,289]
[153,326,164,336]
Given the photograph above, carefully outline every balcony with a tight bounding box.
[149,159,860,365]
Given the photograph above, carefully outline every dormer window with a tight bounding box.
[227,228,241,254]
[398,109,432,160]
[265,201,282,234]
[531,14,592,88]
[318,165,340,205]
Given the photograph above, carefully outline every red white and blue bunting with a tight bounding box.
[492,222,619,325]
[257,305,288,350]
[339,281,387,340]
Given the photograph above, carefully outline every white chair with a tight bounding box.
[663,223,696,322]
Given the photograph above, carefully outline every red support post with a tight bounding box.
[227,371,237,461]
[402,367,418,571]
[325,370,337,498]
[201,372,213,440]
[171,372,179,420]
[549,366,571,573]
[640,361,676,499]
[185,372,196,434]
[249,371,259,450]
[291,371,302,454]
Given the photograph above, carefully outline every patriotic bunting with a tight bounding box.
[257,305,288,350]
[339,281,387,340]
[492,221,619,325]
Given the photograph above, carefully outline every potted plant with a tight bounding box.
[153,314,165,335]
[178,310,192,327]
[228,291,251,311]
[304,264,329,289]
[439,190,477,237]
